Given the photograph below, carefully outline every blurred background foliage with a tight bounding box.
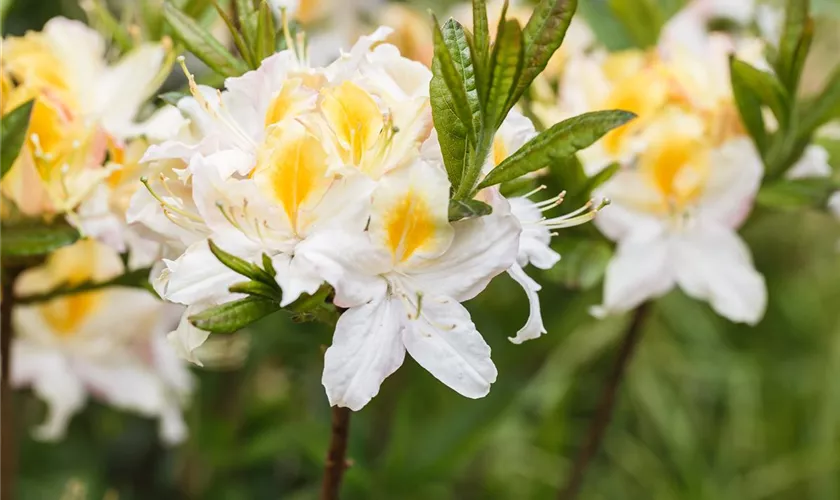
[3,0,840,499]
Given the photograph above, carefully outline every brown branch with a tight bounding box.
[2,267,22,500]
[558,303,650,500]
[320,406,351,500]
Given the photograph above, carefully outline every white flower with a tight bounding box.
[298,159,521,410]
[10,240,192,444]
[785,144,832,180]
[130,28,434,363]
[592,111,767,324]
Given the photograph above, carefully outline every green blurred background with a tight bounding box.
[3,0,840,498]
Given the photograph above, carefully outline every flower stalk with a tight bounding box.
[558,303,650,500]
[321,406,352,500]
[1,266,22,500]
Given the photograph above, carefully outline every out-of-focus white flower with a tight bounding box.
[130,28,434,364]
[786,144,832,180]
[74,108,190,269]
[592,110,767,324]
[10,239,192,444]
[298,159,521,410]
[0,18,167,217]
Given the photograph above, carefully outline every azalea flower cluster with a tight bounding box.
[1,18,192,442]
[536,6,771,325]
[129,28,585,410]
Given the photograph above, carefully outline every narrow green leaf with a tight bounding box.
[180,0,213,18]
[431,29,470,191]
[235,0,258,48]
[584,162,620,194]
[756,177,839,210]
[433,18,480,140]
[472,0,491,103]
[163,2,248,77]
[0,99,34,179]
[511,0,577,107]
[189,296,280,333]
[448,199,493,222]
[607,0,663,49]
[800,65,840,135]
[486,18,523,130]
[262,253,276,278]
[775,0,810,93]
[729,58,769,155]
[229,280,283,300]
[0,223,80,258]
[212,0,256,68]
[478,110,636,188]
[729,58,789,127]
[208,239,275,285]
[89,0,133,52]
[256,0,276,61]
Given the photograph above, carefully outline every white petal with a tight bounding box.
[596,232,675,316]
[163,240,243,305]
[167,306,212,366]
[97,44,166,139]
[698,138,763,228]
[271,253,323,307]
[297,230,390,308]
[75,362,166,416]
[673,223,767,325]
[401,295,497,399]
[508,196,560,269]
[11,342,86,441]
[785,144,831,180]
[322,297,406,410]
[407,195,520,302]
[507,264,547,344]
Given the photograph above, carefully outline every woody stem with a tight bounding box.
[320,406,351,500]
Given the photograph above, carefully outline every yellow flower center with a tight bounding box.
[253,125,329,233]
[385,189,436,262]
[320,81,385,170]
[640,132,710,212]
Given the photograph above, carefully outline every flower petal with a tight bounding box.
[162,240,244,305]
[167,305,212,366]
[322,297,406,410]
[297,229,390,308]
[271,253,323,307]
[11,341,86,441]
[698,138,763,228]
[507,264,547,344]
[407,195,520,302]
[594,231,674,316]
[673,223,767,325]
[401,295,497,399]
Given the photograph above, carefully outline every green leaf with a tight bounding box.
[472,0,491,102]
[1,100,34,179]
[486,19,524,130]
[584,162,620,193]
[775,0,811,93]
[212,0,256,68]
[729,58,770,154]
[729,58,789,128]
[235,0,258,49]
[607,0,663,49]
[448,199,493,222]
[208,239,275,286]
[511,0,577,107]
[800,65,840,136]
[756,178,839,210]
[262,253,276,278]
[0,223,80,258]
[256,0,276,62]
[229,280,283,300]
[189,296,280,333]
[433,18,480,140]
[478,110,636,188]
[179,0,213,18]
[163,2,248,78]
[431,42,470,192]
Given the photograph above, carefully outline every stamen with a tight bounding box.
[542,198,610,229]
[522,184,548,199]
[141,176,202,222]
